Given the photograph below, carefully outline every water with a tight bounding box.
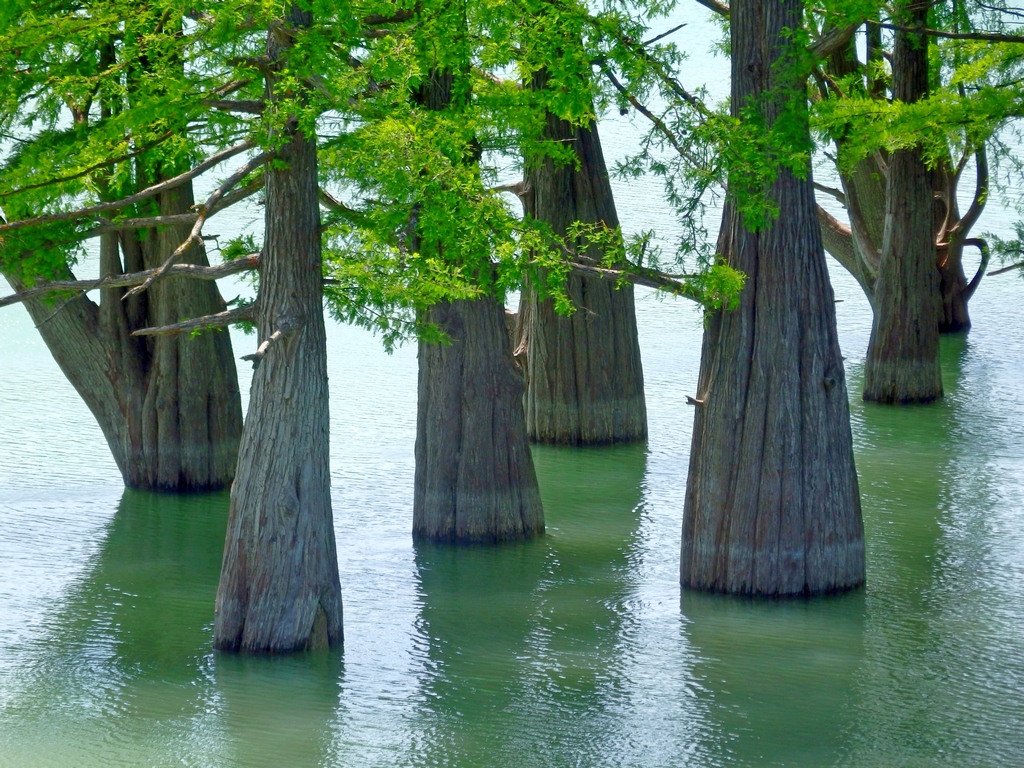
[3,7,1024,767]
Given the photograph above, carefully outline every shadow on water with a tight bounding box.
[0,490,341,768]
[405,443,649,767]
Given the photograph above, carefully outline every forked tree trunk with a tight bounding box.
[5,181,242,491]
[863,1,943,404]
[414,297,544,542]
[214,6,342,653]
[681,0,864,596]
[519,85,646,445]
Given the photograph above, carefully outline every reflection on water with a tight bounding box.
[404,445,651,767]
[1,297,1023,767]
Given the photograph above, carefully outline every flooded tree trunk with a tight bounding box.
[411,64,543,543]
[863,1,943,404]
[681,0,865,596]
[519,87,646,445]
[5,181,242,491]
[414,297,544,542]
[214,6,342,653]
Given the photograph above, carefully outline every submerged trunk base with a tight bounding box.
[414,296,544,543]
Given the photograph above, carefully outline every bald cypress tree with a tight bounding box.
[680,0,865,596]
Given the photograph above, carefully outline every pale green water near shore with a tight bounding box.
[3,7,1024,767]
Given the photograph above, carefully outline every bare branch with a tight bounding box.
[813,181,847,206]
[692,0,729,16]
[810,23,861,60]
[240,321,298,369]
[963,238,990,300]
[568,261,702,302]
[0,139,255,235]
[988,260,1024,276]
[642,23,688,47]
[132,304,255,337]
[125,151,271,299]
[601,68,686,155]
[0,254,260,309]
[957,144,989,238]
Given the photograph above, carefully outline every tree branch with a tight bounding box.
[877,21,1024,44]
[240,322,297,368]
[957,144,989,238]
[987,260,1024,276]
[0,255,260,309]
[810,23,861,60]
[124,151,271,299]
[692,0,729,16]
[131,303,256,337]
[0,130,174,200]
[0,139,255,235]
[963,238,990,300]
[201,99,266,114]
[568,261,702,302]
[813,181,847,206]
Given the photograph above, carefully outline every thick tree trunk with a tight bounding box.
[414,296,544,542]
[519,94,646,445]
[863,1,943,403]
[411,62,543,543]
[214,6,342,653]
[680,0,864,596]
[4,181,242,491]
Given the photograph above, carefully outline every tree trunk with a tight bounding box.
[937,239,971,333]
[214,6,342,653]
[863,1,943,403]
[4,181,242,491]
[680,0,864,596]
[414,297,544,542]
[519,89,647,445]
[411,64,543,543]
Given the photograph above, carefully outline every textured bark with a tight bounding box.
[4,181,242,491]
[681,0,864,596]
[411,64,543,543]
[414,297,544,542]
[214,6,342,653]
[863,1,943,404]
[518,81,646,445]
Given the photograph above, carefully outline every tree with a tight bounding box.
[326,5,546,543]
[515,9,646,446]
[862,1,944,403]
[1,0,348,652]
[0,4,244,490]
[680,0,865,595]
[212,3,343,652]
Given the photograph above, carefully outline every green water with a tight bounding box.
[2,306,1023,766]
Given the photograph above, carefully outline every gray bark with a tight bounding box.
[518,84,646,445]
[214,5,342,653]
[681,0,865,596]
[4,180,242,491]
[414,297,544,542]
[863,1,943,403]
